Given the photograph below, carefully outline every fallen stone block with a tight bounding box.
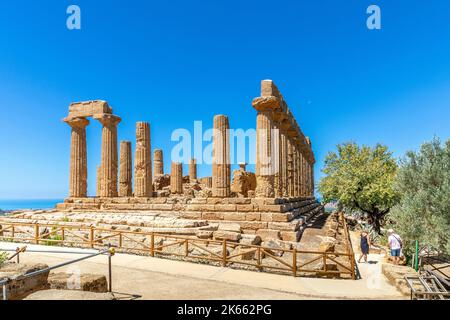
[47,273,108,293]
[0,263,49,300]
[213,230,241,242]
[256,229,281,241]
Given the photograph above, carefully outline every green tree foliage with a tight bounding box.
[389,138,450,257]
[0,251,8,266]
[319,142,399,233]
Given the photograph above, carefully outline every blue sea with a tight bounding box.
[0,199,63,212]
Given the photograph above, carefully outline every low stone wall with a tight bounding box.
[0,263,49,300]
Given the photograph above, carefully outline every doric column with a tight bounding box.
[299,152,305,196]
[153,149,164,178]
[119,141,132,197]
[280,131,289,197]
[310,162,315,196]
[272,121,282,198]
[134,122,152,197]
[96,165,102,197]
[97,114,121,197]
[287,137,295,197]
[171,162,183,194]
[189,158,197,182]
[296,147,302,197]
[65,117,89,198]
[293,143,299,197]
[254,109,275,198]
[212,115,231,197]
[153,149,164,179]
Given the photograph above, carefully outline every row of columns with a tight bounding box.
[65,80,314,200]
[252,80,315,198]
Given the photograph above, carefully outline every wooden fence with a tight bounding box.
[0,213,356,279]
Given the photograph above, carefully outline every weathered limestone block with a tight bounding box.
[256,229,281,241]
[245,213,261,221]
[64,117,89,198]
[134,122,152,197]
[170,162,183,194]
[239,234,262,245]
[153,174,170,191]
[189,158,197,182]
[153,149,164,177]
[261,239,292,257]
[119,141,132,197]
[195,230,213,239]
[239,221,268,230]
[0,263,50,300]
[212,115,231,197]
[213,230,241,241]
[268,221,300,231]
[222,212,246,221]
[280,231,301,242]
[96,114,121,197]
[68,100,112,118]
[230,167,256,197]
[319,241,335,253]
[198,177,212,188]
[218,223,241,233]
[47,273,107,293]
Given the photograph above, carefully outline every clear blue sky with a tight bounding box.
[0,0,449,199]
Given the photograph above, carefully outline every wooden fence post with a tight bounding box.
[222,239,227,267]
[150,234,154,257]
[89,226,94,248]
[293,249,297,277]
[34,224,39,244]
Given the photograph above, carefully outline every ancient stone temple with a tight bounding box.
[58,80,320,244]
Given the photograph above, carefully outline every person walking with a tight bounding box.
[388,229,402,265]
[358,230,371,263]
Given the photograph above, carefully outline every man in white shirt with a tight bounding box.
[388,229,402,264]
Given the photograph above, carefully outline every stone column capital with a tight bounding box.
[64,117,89,128]
[95,114,121,127]
[252,96,281,112]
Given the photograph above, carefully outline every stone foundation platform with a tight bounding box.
[53,196,323,243]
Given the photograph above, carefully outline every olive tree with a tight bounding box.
[319,142,399,233]
[389,138,450,257]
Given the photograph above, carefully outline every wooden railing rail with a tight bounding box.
[0,215,356,279]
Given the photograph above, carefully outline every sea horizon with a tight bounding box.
[0,199,63,211]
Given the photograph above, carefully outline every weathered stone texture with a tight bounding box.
[189,158,197,182]
[231,167,256,197]
[97,114,121,197]
[134,122,152,197]
[212,115,231,197]
[119,141,132,197]
[65,117,89,198]
[153,149,164,177]
[170,162,183,194]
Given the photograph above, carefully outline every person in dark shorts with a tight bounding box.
[358,231,371,263]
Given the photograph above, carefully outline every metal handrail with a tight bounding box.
[0,246,115,300]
